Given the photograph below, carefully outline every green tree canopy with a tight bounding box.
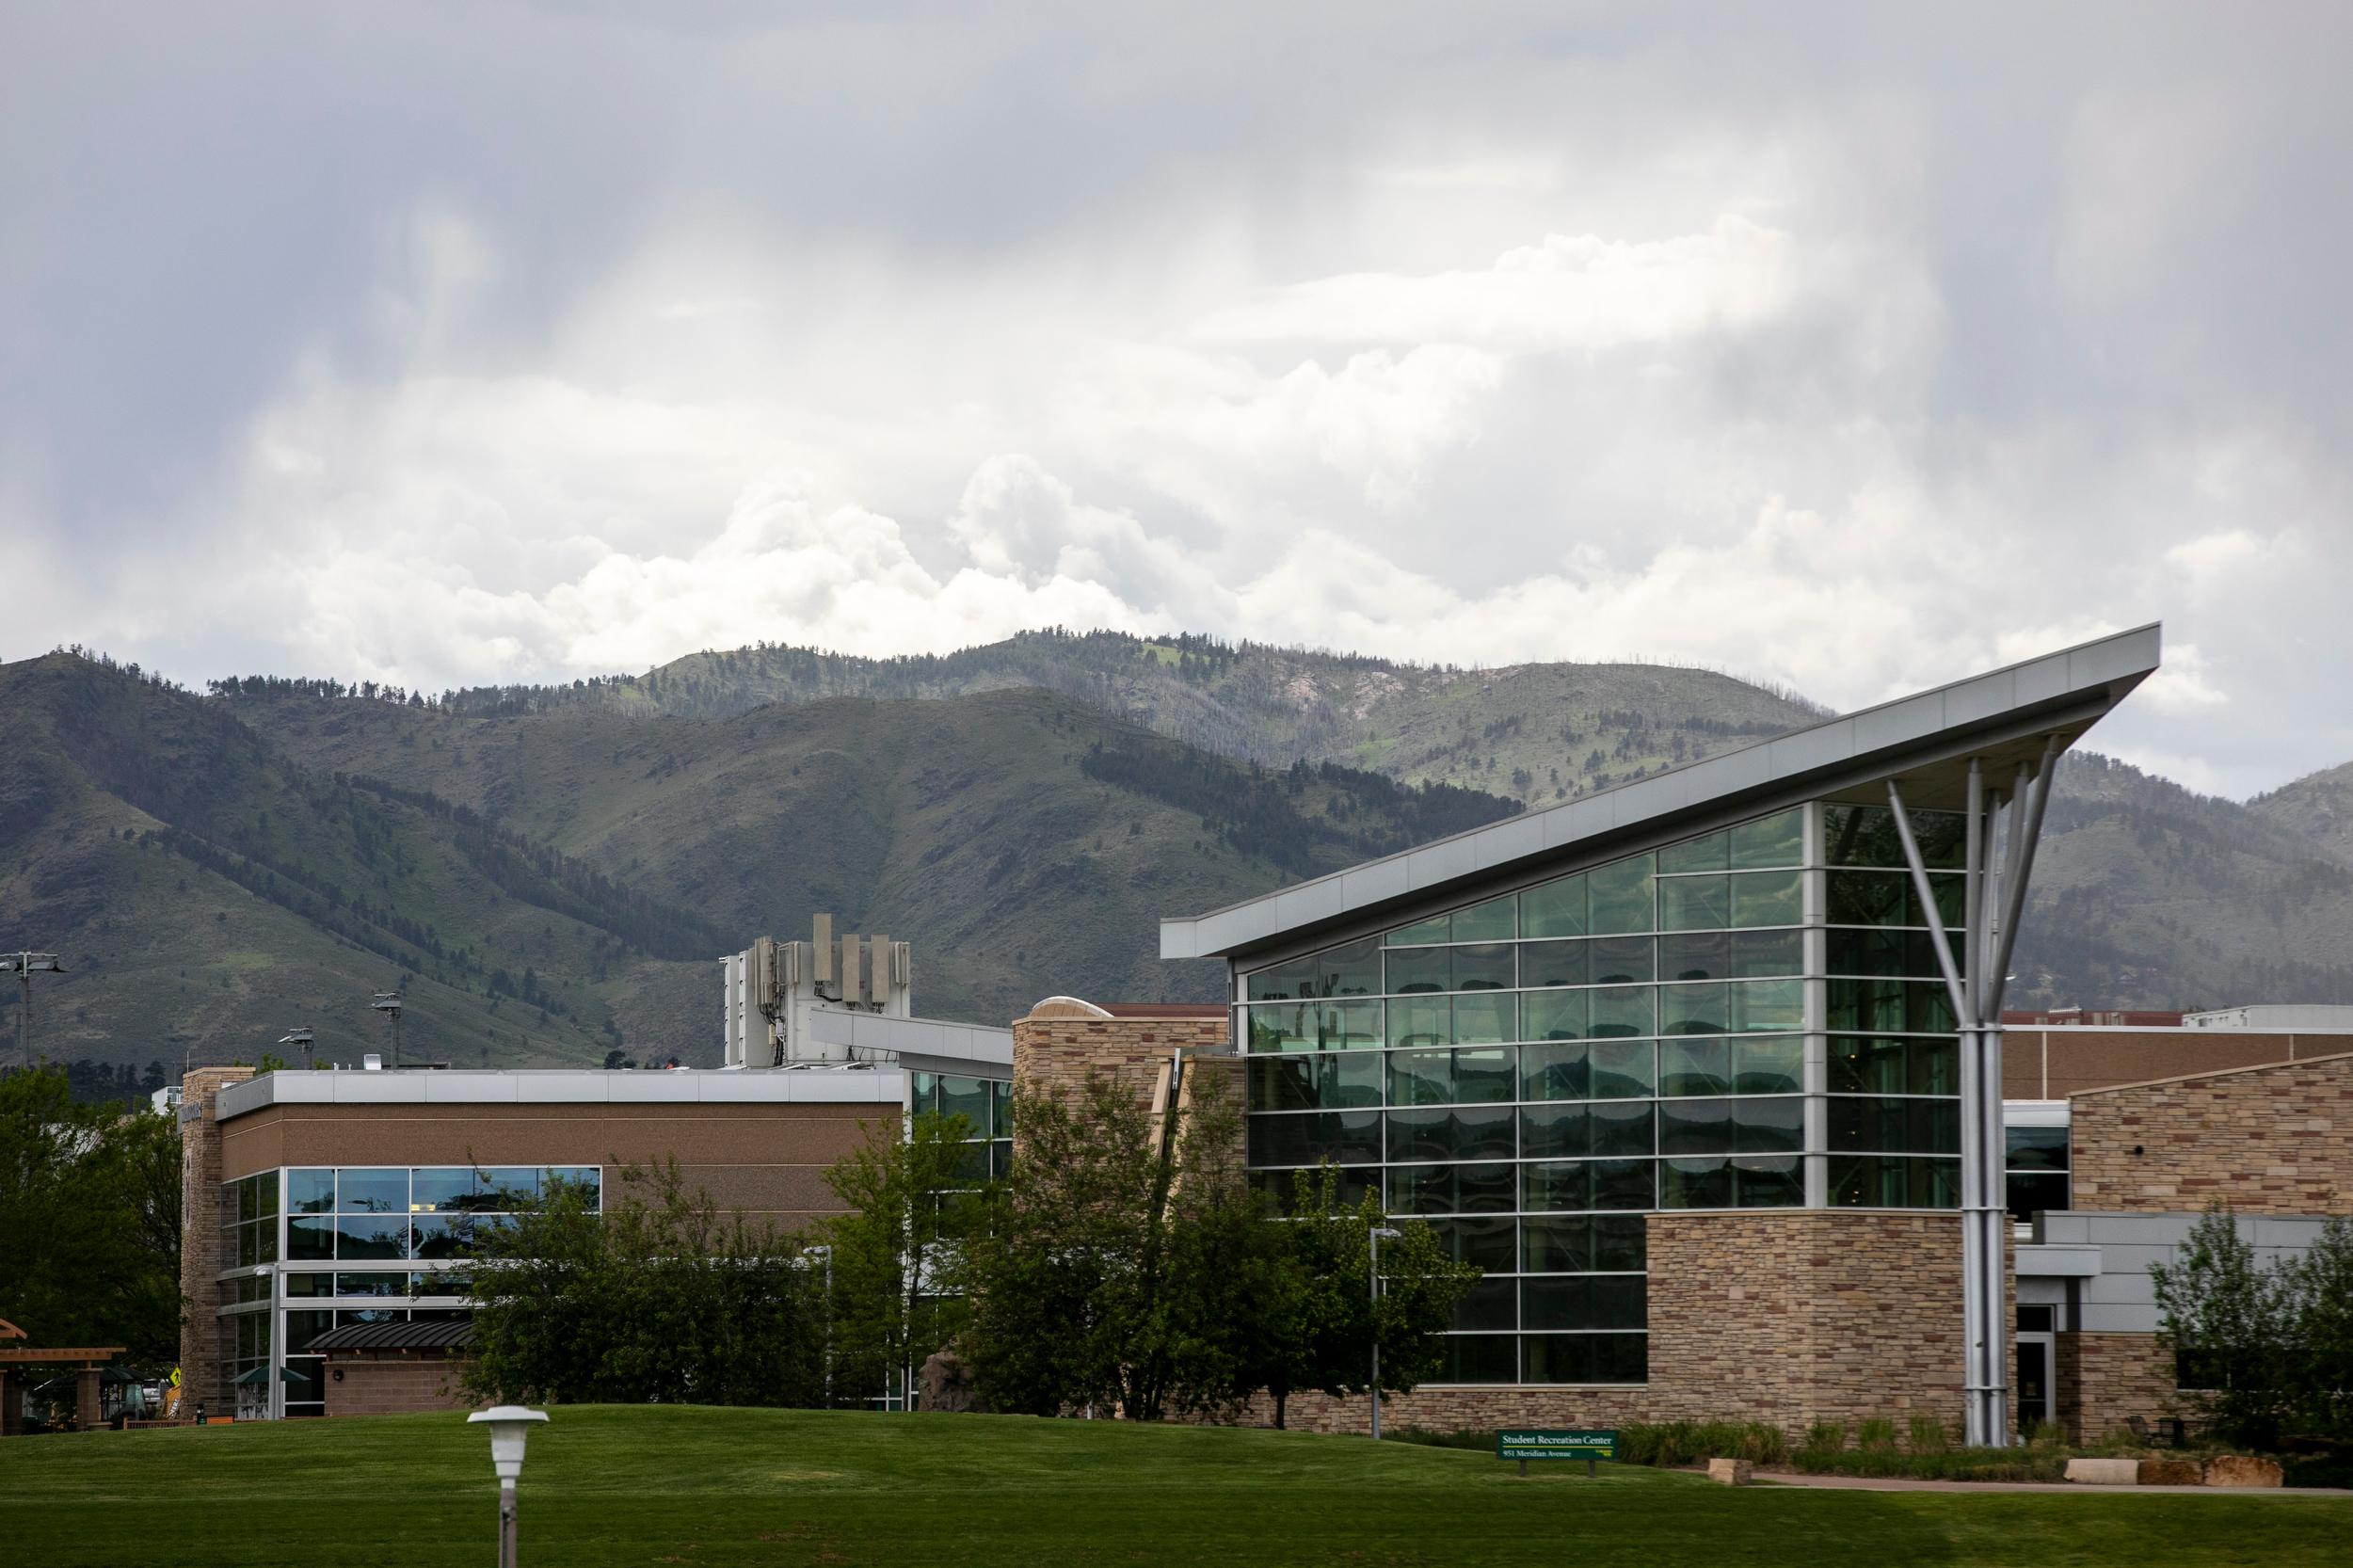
[0,1066,182,1365]
[462,1160,824,1408]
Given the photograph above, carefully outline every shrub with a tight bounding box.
[1802,1420,1847,1455]
[1856,1417,1899,1452]
[1617,1421,1787,1467]
[1908,1416,1951,1453]
[1790,1445,2070,1483]
[1389,1427,1494,1453]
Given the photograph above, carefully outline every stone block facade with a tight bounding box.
[1242,1210,2006,1440]
[2071,1052,2353,1215]
[1011,1004,1230,1106]
[2057,1331,2176,1442]
[323,1354,477,1417]
[178,1066,256,1407]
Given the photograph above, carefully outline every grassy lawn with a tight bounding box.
[4,1406,2346,1567]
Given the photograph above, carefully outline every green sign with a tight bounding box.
[1497,1428,1617,1462]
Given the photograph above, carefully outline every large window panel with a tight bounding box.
[1385,997,1451,1049]
[1730,808,1803,869]
[1451,991,1517,1044]
[1824,804,1966,870]
[1589,985,1654,1039]
[1452,896,1517,943]
[1729,871,1802,928]
[1660,984,1728,1036]
[1588,854,1657,935]
[1733,1036,1804,1096]
[1734,1156,1806,1208]
[1590,1099,1655,1158]
[1659,1156,1734,1208]
[1658,874,1730,932]
[1589,936,1655,985]
[2006,1125,2070,1172]
[287,1169,334,1214]
[1521,1041,1591,1101]
[1658,1037,1731,1096]
[288,1217,335,1261]
[1591,1159,1657,1210]
[334,1215,410,1261]
[1729,978,1804,1033]
[1589,1041,1655,1098]
[1522,1215,1591,1272]
[1521,873,1588,939]
[1520,939,1589,989]
[337,1170,407,1214]
[1731,929,1804,978]
[1521,1160,1591,1213]
[1522,989,1588,1042]
[1658,931,1729,982]
[1431,1217,1517,1272]
[1384,946,1451,995]
[1450,944,1516,992]
[1521,1102,1591,1160]
[1452,1275,1518,1333]
[1658,1098,1733,1156]
[1446,1335,1519,1384]
[1249,1111,1383,1167]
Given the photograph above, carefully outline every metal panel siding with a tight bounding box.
[2010,655,2073,707]
[1764,718,1857,776]
[606,1074,701,1103]
[1339,856,1413,908]
[1405,834,1478,891]
[531,1074,616,1103]
[1469,812,1545,872]
[787,1070,908,1103]
[1942,669,2018,728]
[423,1074,519,1104]
[2069,628,2163,690]
[1852,693,1946,756]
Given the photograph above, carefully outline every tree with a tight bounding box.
[0,1067,183,1365]
[464,1160,824,1407]
[2152,1203,2297,1447]
[2284,1216,2353,1441]
[822,1112,989,1407]
[1247,1166,1477,1429]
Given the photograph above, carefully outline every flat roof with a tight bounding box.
[1161,624,2160,963]
[216,1065,912,1120]
[801,1009,1014,1066]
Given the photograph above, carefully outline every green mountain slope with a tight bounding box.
[4,654,1522,1074]
[381,629,1825,805]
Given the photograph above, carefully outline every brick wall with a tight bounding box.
[2057,1332,2177,1441]
[323,1354,478,1417]
[1231,1210,2003,1439]
[2070,1052,2353,1215]
[178,1066,255,1406]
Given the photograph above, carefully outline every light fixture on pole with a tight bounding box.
[371,991,403,1070]
[1368,1224,1401,1441]
[277,1028,314,1070]
[3,952,64,1064]
[467,1404,548,1568]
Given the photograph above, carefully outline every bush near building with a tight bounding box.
[2153,1204,2353,1450]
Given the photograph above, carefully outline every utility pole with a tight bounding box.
[371,991,403,1068]
[3,952,64,1064]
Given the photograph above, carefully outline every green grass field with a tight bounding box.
[3,1407,2347,1567]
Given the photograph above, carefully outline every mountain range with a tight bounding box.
[7,631,2352,1081]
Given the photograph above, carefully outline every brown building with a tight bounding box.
[180,1057,1004,1416]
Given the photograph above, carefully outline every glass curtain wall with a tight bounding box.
[910,1072,1014,1182]
[219,1165,601,1416]
[1240,800,1968,1387]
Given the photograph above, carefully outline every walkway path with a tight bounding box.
[1751,1471,2349,1496]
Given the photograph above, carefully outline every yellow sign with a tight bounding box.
[169,1367,183,1387]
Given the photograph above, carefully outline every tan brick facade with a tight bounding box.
[323,1354,477,1417]
[2057,1332,2177,1441]
[1259,1210,2004,1439]
[2070,1052,2353,1215]
[178,1066,256,1407]
[1011,1006,1230,1105]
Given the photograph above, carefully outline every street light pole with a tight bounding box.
[1369,1224,1400,1441]
[468,1405,548,1568]
[371,991,403,1069]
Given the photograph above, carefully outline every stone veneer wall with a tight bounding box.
[1240,1210,2006,1439]
[2057,1332,2177,1442]
[2070,1051,2353,1215]
[178,1066,256,1407]
[1010,1013,1230,1105]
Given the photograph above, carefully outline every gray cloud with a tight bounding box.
[3,1,2350,796]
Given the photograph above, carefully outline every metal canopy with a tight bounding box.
[1160,624,2160,962]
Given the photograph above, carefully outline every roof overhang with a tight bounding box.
[1160,624,2160,966]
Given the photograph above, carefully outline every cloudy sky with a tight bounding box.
[4,3,2348,797]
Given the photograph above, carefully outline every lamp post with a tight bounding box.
[1368,1224,1401,1441]
[467,1405,548,1568]
[277,1028,313,1070]
[803,1244,834,1404]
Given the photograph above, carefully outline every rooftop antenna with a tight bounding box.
[278,1027,315,1071]
[371,992,404,1069]
[3,952,64,1064]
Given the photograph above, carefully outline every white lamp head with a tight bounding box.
[467,1405,549,1482]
